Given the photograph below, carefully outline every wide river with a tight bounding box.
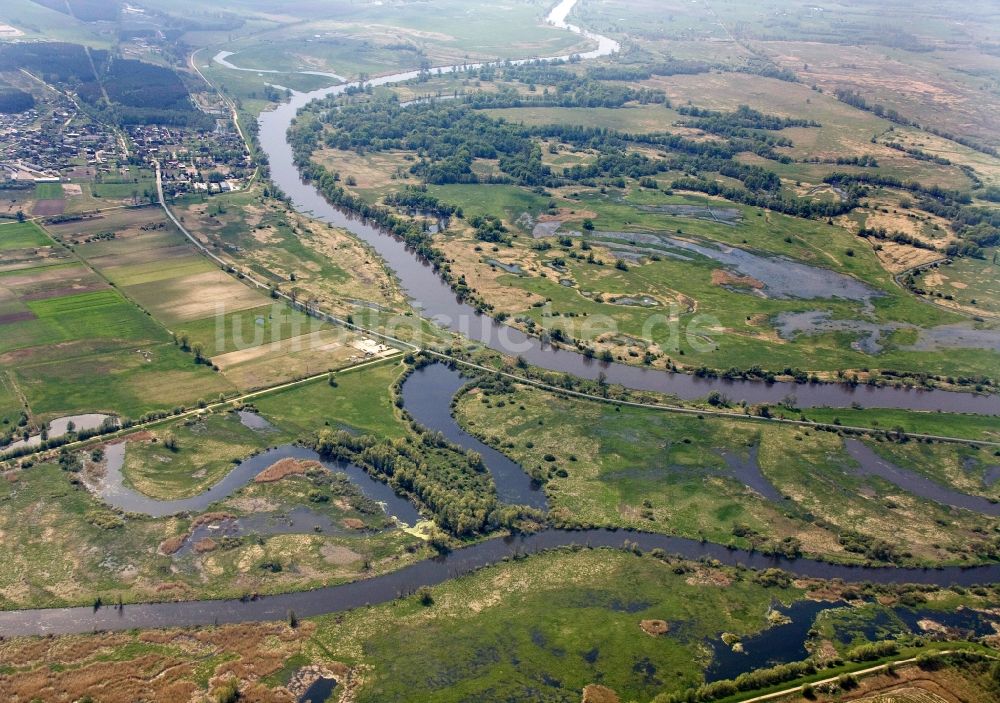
[255,0,1000,415]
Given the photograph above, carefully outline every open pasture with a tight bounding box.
[914,251,1000,317]
[767,41,1000,152]
[0,189,35,220]
[484,103,680,134]
[174,187,406,317]
[253,358,406,439]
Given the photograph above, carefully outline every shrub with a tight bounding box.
[215,678,240,703]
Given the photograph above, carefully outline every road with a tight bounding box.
[732,650,995,703]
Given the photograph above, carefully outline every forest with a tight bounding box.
[0,86,33,113]
[0,42,211,128]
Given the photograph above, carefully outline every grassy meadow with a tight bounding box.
[455,379,1000,566]
[0,358,420,610]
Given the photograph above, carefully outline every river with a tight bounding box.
[254,1,1000,416]
[1,525,998,637]
[3,365,1000,637]
[1,0,997,641]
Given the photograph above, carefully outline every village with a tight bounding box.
[0,87,252,217]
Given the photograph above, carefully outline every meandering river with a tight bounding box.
[1,0,997,640]
[254,1,1000,416]
[1,524,998,636]
[4,364,1000,637]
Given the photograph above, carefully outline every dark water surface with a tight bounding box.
[401,364,547,509]
[845,439,1000,516]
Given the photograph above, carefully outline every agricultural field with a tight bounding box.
[22,173,158,217]
[0,205,400,440]
[0,220,227,428]
[46,207,389,393]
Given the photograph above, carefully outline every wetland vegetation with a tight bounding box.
[1,0,999,700]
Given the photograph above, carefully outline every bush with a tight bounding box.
[418,586,434,606]
[215,678,240,703]
[846,640,898,662]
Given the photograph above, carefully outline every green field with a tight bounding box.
[803,406,1000,443]
[310,548,801,702]
[0,222,236,422]
[0,289,166,355]
[33,182,62,199]
[914,251,1000,316]
[0,221,49,250]
[254,359,406,439]
[485,103,680,133]
[14,343,233,420]
[121,360,407,498]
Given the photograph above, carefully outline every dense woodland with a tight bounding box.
[291,60,999,258]
[0,42,211,127]
[314,423,543,537]
[0,86,33,113]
